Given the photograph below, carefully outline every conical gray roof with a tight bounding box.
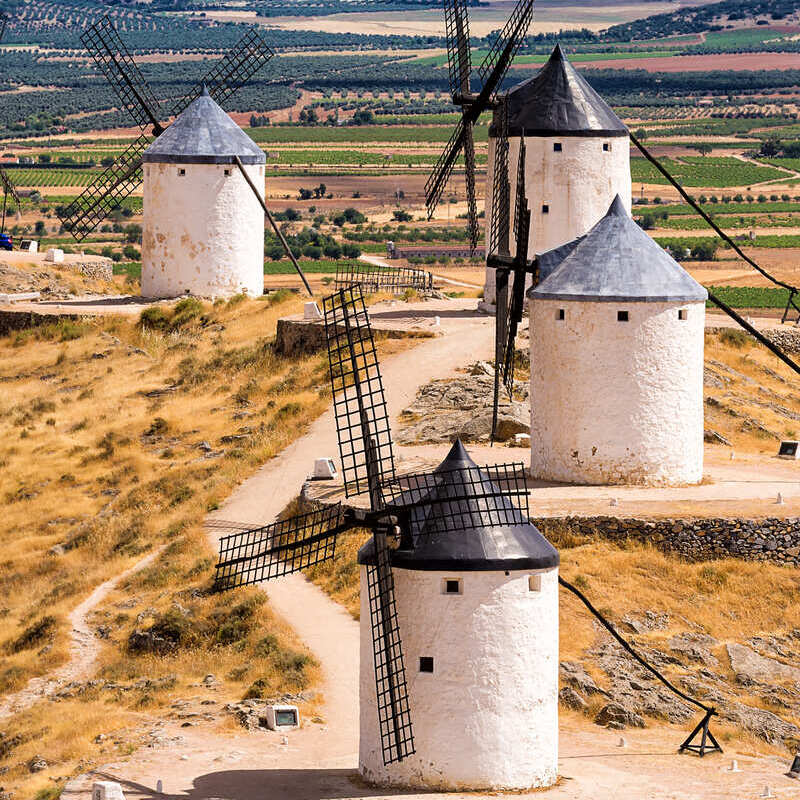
[498,44,628,138]
[530,196,708,303]
[358,439,559,572]
[143,86,265,165]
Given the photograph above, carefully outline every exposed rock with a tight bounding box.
[559,686,588,711]
[595,703,645,730]
[669,633,720,667]
[726,643,800,685]
[27,755,47,773]
[560,661,606,697]
[704,429,732,447]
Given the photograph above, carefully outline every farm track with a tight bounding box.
[0,546,166,721]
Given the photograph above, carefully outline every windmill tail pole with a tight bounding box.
[629,132,797,294]
[558,576,713,717]
[232,155,313,297]
[707,291,800,377]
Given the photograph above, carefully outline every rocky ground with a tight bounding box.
[560,614,800,751]
[0,257,115,299]
[397,360,530,444]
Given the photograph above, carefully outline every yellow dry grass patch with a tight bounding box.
[703,329,800,452]
[0,292,334,797]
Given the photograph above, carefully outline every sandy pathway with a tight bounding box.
[0,547,165,721]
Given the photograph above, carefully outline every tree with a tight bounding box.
[392,209,412,222]
[694,143,712,156]
[34,220,46,235]
[124,223,142,243]
[759,137,781,158]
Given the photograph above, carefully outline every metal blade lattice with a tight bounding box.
[476,0,535,95]
[366,536,414,765]
[382,462,530,538]
[335,262,432,293]
[463,123,480,252]
[444,0,472,98]
[82,16,163,133]
[213,504,344,590]
[488,98,510,258]
[425,116,465,220]
[58,134,149,241]
[0,167,21,205]
[323,287,397,497]
[170,28,275,117]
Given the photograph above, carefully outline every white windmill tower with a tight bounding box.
[213,287,561,792]
[141,87,266,299]
[484,44,632,305]
[358,439,559,791]
[528,196,708,486]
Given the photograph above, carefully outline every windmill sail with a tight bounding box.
[170,28,275,118]
[214,504,345,590]
[365,535,415,765]
[426,0,534,247]
[82,16,164,134]
[335,261,433,293]
[323,286,397,497]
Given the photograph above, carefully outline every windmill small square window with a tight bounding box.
[542,204,550,214]
[178,168,186,177]
[557,309,565,321]
[678,309,688,321]
[603,143,611,152]
[224,168,231,177]
[528,574,542,592]
[442,578,462,595]
[553,142,562,152]
[617,310,629,322]
[419,657,434,673]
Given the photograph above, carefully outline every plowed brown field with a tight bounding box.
[516,52,800,72]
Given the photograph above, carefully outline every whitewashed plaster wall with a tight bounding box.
[529,298,706,485]
[359,566,559,791]
[484,135,632,304]
[142,162,264,299]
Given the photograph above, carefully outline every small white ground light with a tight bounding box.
[313,458,337,480]
[92,782,125,800]
[264,704,300,731]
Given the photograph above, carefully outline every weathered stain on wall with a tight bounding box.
[141,162,264,299]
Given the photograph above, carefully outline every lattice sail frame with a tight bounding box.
[426,0,535,229]
[366,534,415,765]
[82,16,163,133]
[335,262,433,294]
[60,18,274,241]
[323,286,397,497]
[382,461,530,539]
[60,134,149,240]
[213,504,344,589]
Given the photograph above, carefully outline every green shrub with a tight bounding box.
[139,306,170,330]
[8,615,57,653]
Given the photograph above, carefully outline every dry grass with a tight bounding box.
[703,329,800,452]
[0,291,332,797]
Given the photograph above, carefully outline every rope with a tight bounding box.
[558,576,713,715]
[629,132,797,293]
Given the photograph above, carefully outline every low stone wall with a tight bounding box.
[275,318,430,356]
[0,309,79,336]
[534,516,800,566]
[67,259,113,281]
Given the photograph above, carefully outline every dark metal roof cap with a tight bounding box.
[143,91,265,165]
[497,43,628,138]
[358,440,559,572]
[529,195,709,303]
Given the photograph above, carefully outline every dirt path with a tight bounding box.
[0,547,165,721]
[359,254,483,290]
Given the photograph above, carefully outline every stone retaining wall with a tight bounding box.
[70,259,113,281]
[275,318,430,356]
[533,516,800,566]
[0,309,79,336]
